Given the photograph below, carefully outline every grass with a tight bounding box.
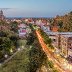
[0,40,30,72]
[17,39,27,47]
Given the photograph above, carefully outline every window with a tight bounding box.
[70,48,72,50]
[53,39,56,42]
[69,44,71,46]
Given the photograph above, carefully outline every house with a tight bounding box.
[0,25,10,30]
[18,24,27,37]
[51,26,58,32]
[18,23,31,37]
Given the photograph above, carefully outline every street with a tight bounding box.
[36,30,72,72]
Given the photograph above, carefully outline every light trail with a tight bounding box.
[35,30,71,72]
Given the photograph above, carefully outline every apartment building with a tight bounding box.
[47,32,72,59]
[60,35,72,59]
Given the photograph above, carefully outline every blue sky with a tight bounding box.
[0,0,72,17]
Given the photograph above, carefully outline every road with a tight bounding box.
[35,30,71,72]
[0,46,24,65]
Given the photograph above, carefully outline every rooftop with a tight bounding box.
[62,35,72,38]
[46,32,72,35]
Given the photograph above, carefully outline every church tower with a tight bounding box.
[0,10,4,20]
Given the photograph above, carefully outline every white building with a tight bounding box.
[18,24,27,37]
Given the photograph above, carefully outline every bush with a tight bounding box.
[47,61,54,68]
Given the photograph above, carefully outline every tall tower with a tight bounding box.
[0,10,4,20]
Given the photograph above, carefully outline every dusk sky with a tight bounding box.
[0,0,72,17]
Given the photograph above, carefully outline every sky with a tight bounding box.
[0,0,72,17]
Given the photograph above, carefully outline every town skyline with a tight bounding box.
[0,0,72,17]
[0,3,72,71]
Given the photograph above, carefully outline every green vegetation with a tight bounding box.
[0,44,30,72]
[17,40,27,48]
[26,33,35,45]
[0,30,48,72]
[28,23,34,31]
[43,59,58,72]
[39,29,54,49]
[0,20,8,25]
[0,20,59,72]
[0,30,19,60]
[39,29,52,44]
[47,60,54,68]
[26,26,48,72]
[29,37,47,72]
[50,11,72,32]
[10,21,18,33]
[62,11,72,32]
[26,27,58,72]
[36,29,58,72]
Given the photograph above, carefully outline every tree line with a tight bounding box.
[0,30,19,62]
[50,11,72,32]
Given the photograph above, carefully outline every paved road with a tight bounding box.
[1,46,24,65]
[36,30,71,72]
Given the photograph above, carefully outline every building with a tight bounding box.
[18,24,27,37]
[41,25,51,32]
[0,25,10,30]
[49,34,59,49]
[0,10,5,20]
[60,35,72,59]
[18,23,31,37]
[51,26,59,32]
[46,32,72,60]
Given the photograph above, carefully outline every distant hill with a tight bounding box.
[51,11,72,32]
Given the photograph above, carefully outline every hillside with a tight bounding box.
[51,11,72,32]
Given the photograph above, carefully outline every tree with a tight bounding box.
[0,31,7,37]
[26,33,35,45]
[0,51,3,59]
[10,21,18,33]
[29,31,48,72]
[47,61,54,68]
[0,30,19,59]
[58,21,63,28]
[39,29,52,44]
[0,37,13,55]
[29,42,47,72]
[54,11,72,32]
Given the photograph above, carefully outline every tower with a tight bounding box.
[0,10,4,20]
